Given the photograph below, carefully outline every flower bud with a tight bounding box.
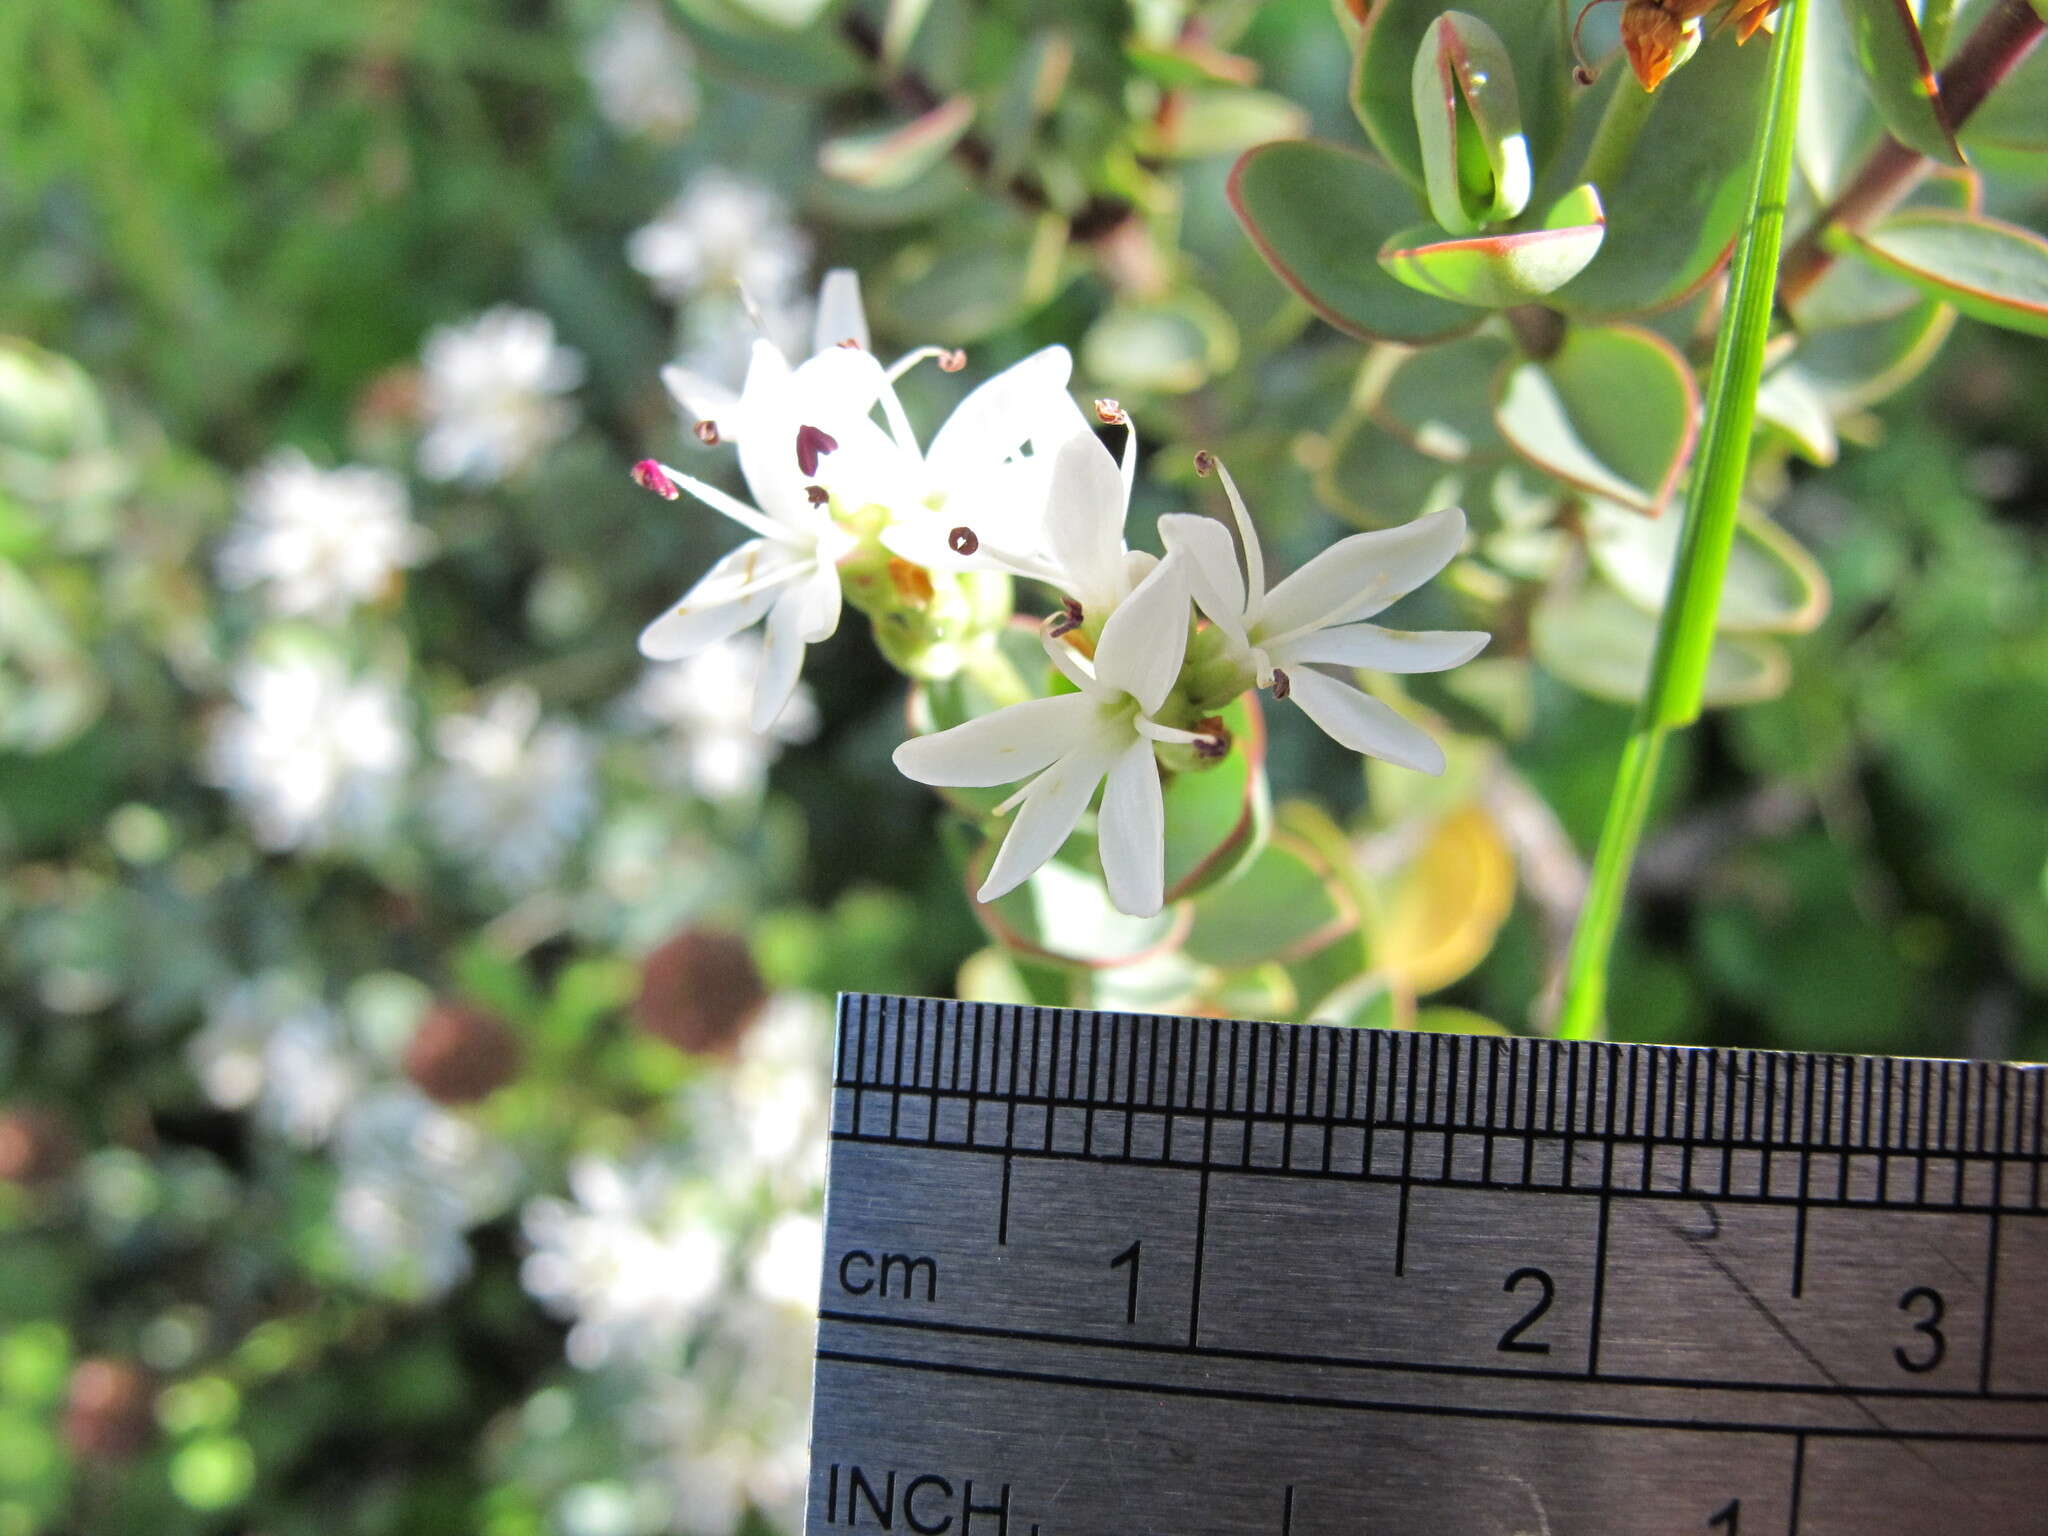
[1619,0,1707,90]
[1411,12,1532,236]
[63,1358,156,1463]
[632,928,767,1058]
[402,1002,523,1105]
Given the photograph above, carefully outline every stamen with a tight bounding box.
[836,338,864,349]
[1570,0,1624,83]
[631,459,681,500]
[1135,717,1209,746]
[1094,398,1127,426]
[1062,597,1085,626]
[795,425,839,477]
[693,420,721,446]
[1213,460,1264,615]
[948,526,980,555]
[1047,611,1079,638]
[1193,450,1216,477]
[805,485,830,506]
[939,349,967,373]
[1193,716,1232,761]
[1270,667,1292,701]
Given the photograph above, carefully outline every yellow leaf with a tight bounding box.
[1373,804,1516,994]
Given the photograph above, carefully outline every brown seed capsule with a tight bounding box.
[0,1107,78,1188]
[632,929,767,1058]
[402,1002,523,1106]
[63,1359,156,1463]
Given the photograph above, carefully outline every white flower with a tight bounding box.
[217,450,428,620]
[747,1211,823,1310]
[203,648,412,851]
[418,306,584,486]
[430,685,597,890]
[666,290,813,433]
[520,1156,728,1370]
[1160,462,1488,776]
[624,640,819,799]
[892,555,1206,917]
[186,975,362,1147]
[627,170,810,307]
[636,338,899,729]
[582,0,698,140]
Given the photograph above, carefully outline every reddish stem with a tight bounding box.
[1778,0,2045,308]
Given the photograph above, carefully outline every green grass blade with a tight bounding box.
[1555,0,1812,1042]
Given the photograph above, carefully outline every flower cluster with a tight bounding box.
[634,272,1491,917]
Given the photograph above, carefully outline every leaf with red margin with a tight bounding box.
[1832,209,2048,338]
[1378,188,1606,308]
[1228,141,1478,345]
[1840,0,1965,166]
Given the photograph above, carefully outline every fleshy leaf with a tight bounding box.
[1794,293,1956,409]
[1961,35,2048,155]
[1370,334,1513,462]
[1081,291,1241,395]
[1548,31,1773,316]
[1378,185,1606,308]
[1585,499,1829,633]
[1532,578,1790,706]
[1833,209,2048,338]
[1183,833,1358,968]
[1412,12,1532,235]
[820,98,976,190]
[1143,88,1310,159]
[1754,363,1840,464]
[1839,0,1964,165]
[1161,694,1270,904]
[1798,0,1881,199]
[1317,409,1469,528]
[971,846,1193,970]
[1788,167,1976,330]
[1371,805,1516,995]
[1228,141,1479,344]
[1352,0,1565,192]
[1493,323,1697,514]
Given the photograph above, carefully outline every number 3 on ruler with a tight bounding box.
[1110,1240,1141,1326]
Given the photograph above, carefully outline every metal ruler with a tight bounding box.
[805,995,2048,1535]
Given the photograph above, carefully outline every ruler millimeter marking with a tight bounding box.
[809,996,2048,1535]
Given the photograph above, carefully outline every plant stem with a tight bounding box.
[1554,0,1811,1043]
[1579,71,1657,195]
[1778,0,2044,309]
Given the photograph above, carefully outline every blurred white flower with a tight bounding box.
[187,975,363,1147]
[664,291,812,434]
[521,1156,728,1369]
[332,1086,520,1299]
[203,649,412,852]
[627,170,810,308]
[418,306,584,486]
[430,685,598,890]
[1161,465,1487,776]
[624,638,819,799]
[582,1,698,140]
[747,1211,823,1310]
[217,450,428,620]
[894,556,1207,917]
[725,992,833,1189]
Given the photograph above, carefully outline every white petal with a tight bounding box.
[661,464,804,546]
[926,346,1082,490]
[1093,554,1191,716]
[1043,431,1130,610]
[787,342,889,422]
[1098,736,1166,917]
[637,540,797,660]
[1257,507,1468,641]
[1158,513,1248,644]
[1285,668,1446,775]
[891,692,1099,787]
[1278,624,1490,673]
[811,269,870,355]
[977,738,1119,904]
[793,559,843,643]
[753,582,813,731]
[661,365,740,430]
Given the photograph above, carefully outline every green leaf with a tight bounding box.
[1960,33,2048,154]
[1549,30,1773,316]
[1787,167,1977,329]
[1839,0,1964,165]
[666,1,864,89]
[1081,290,1241,394]
[1184,834,1358,969]
[1532,578,1790,707]
[1585,499,1829,633]
[1412,12,1532,235]
[1798,0,1881,199]
[1793,291,1956,407]
[1353,0,1566,192]
[1754,362,1840,464]
[1492,323,1698,514]
[974,851,1192,971]
[1162,694,1271,903]
[872,233,1041,343]
[1143,88,1310,160]
[1833,209,2048,337]
[1370,334,1513,462]
[1316,409,1469,527]
[1228,141,1478,344]
[1378,185,1606,308]
[820,98,976,191]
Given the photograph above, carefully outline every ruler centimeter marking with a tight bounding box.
[813,997,2048,1535]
